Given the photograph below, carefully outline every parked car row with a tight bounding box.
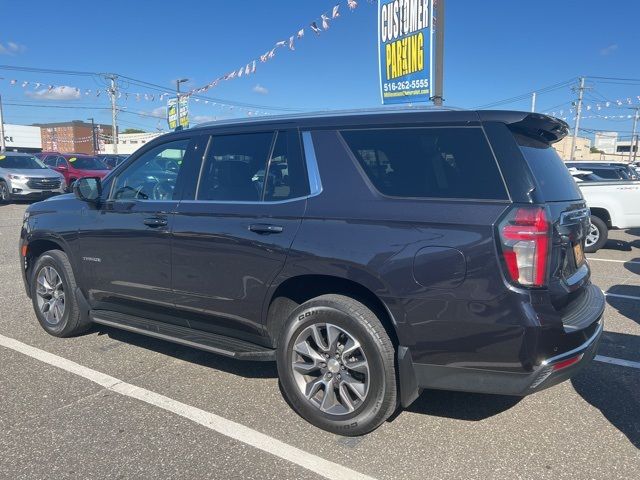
[566,161,639,182]
[565,161,640,252]
[0,151,132,203]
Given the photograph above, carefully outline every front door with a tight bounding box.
[78,137,200,323]
[171,129,309,342]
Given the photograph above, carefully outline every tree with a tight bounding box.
[122,128,146,134]
[590,146,603,154]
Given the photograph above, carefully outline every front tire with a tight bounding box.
[277,294,397,436]
[0,181,10,204]
[585,216,608,253]
[30,250,91,337]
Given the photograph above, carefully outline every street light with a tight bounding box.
[175,78,189,131]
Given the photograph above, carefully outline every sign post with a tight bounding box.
[378,0,433,105]
[167,96,189,131]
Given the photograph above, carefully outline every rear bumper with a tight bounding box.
[397,288,605,407]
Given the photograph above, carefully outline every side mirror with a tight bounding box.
[73,177,102,203]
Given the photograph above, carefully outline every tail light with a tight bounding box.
[498,206,550,287]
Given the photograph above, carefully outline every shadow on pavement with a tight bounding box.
[602,238,640,252]
[95,325,278,379]
[404,389,521,421]
[606,284,640,324]
[625,228,640,237]
[572,332,640,449]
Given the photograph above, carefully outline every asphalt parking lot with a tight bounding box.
[0,202,638,480]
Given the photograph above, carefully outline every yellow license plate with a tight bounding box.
[574,242,585,265]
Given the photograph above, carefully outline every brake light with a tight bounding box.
[499,206,550,287]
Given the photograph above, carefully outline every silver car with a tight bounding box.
[0,152,66,202]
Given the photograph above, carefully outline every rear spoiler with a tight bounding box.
[477,111,569,144]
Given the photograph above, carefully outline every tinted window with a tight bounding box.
[0,154,47,169]
[112,139,189,200]
[341,127,508,200]
[515,134,582,201]
[198,132,273,201]
[264,132,309,201]
[67,156,107,170]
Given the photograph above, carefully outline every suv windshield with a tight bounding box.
[68,156,107,170]
[515,134,582,201]
[0,154,47,169]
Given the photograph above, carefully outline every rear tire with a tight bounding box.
[277,294,397,436]
[584,216,608,253]
[30,250,91,337]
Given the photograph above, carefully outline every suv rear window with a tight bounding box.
[341,127,508,200]
[514,133,582,201]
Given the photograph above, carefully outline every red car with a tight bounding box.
[40,153,110,191]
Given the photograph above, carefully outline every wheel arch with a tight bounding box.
[590,207,612,229]
[264,274,400,349]
[25,235,74,289]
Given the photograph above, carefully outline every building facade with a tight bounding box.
[36,121,113,155]
[1,124,42,153]
[99,132,163,155]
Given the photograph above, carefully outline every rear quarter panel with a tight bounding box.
[282,130,532,371]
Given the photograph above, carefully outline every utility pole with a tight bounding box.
[107,75,118,154]
[87,117,96,155]
[431,0,445,106]
[0,93,6,151]
[531,92,537,112]
[570,77,587,161]
[629,108,639,163]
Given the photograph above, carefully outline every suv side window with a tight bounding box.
[341,127,508,200]
[197,132,272,202]
[56,157,67,168]
[197,131,308,202]
[111,139,189,201]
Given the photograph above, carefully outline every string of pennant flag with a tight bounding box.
[0,0,368,113]
[544,95,640,121]
[186,0,366,96]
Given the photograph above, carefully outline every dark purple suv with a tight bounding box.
[19,108,604,435]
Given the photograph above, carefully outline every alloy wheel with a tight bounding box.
[585,223,600,248]
[290,323,370,415]
[35,266,66,326]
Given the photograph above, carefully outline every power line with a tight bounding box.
[474,78,576,109]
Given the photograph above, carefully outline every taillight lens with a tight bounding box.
[498,206,550,287]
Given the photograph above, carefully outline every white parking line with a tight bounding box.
[595,355,640,370]
[588,257,640,265]
[0,333,376,480]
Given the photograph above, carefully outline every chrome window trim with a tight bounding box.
[301,131,323,197]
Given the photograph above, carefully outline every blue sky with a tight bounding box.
[1,0,640,140]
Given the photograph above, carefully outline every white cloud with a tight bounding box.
[599,44,618,56]
[26,86,81,100]
[146,106,167,118]
[193,115,217,124]
[252,84,269,95]
[0,41,26,55]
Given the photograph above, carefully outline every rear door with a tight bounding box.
[171,129,309,342]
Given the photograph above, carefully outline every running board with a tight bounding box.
[90,310,275,361]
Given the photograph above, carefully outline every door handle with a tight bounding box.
[143,217,168,227]
[249,224,284,234]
